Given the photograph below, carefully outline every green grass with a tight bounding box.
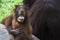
[0,0,23,23]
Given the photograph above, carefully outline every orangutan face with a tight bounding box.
[15,5,26,23]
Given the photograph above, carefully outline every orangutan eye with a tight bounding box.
[16,7,20,11]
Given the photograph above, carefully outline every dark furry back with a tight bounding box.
[29,0,45,39]
[25,0,60,40]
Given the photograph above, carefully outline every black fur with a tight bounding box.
[23,0,36,9]
[23,0,60,40]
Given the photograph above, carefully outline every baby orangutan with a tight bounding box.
[11,5,33,40]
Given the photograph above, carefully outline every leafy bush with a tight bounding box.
[0,0,23,23]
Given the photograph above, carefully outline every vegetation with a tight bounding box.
[0,0,23,23]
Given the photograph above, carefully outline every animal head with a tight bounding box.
[13,5,27,23]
